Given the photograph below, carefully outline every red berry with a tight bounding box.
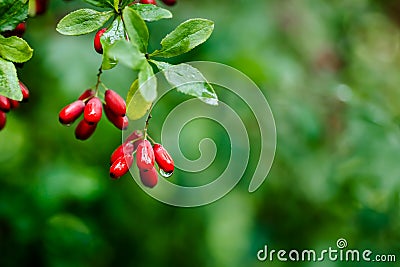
[19,81,29,102]
[104,89,126,116]
[139,167,158,188]
[0,111,6,130]
[0,96,10,112]
[153,143,174,174]
[110,154,134,179]
[94,28,107,54]
[104,105,128,130]
[110,142,135,165]
[75,119,97,140]
[59,100,85,125]
[35,0,49,15]
[140,0,156,5]
[78,89,95,102]
[161,0,176,6]
[136,140,155,171]
[125,130,143,149]
[84,97,102,124]
[9,99,19,109]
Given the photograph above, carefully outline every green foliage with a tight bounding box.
[122,6,149,53]
[83,0,114,9]
[126,79,152,120]
[0,57,21,100]
[0,0,28,32]
[100,17,125,70]
[107,40,146,70]
[0,35,33,63]
[129,4,172,22]
[138,60,157,102]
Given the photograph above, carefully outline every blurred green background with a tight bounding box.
[1,0,400,266]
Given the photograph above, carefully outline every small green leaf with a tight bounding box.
[138,61,157,102]
[153,61,218,105]
[151,18,214,58]
[100,17,125,70]
[122,6,149,53]
[83,0,114,9]
[56,9,114,36]
[0,0,28,32]
[126,79,152,120]
[129,4,172,22]
[107,40,146,70]
[113,0,119,11]
[0,57,22,101]
[0,35,33,63]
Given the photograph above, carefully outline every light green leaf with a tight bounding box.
[0,57,22,101]
[122,6,149,53]
[129,4,172,22]
[153,61,218,105]
[113,0,119,11]
[0,0,28,32]
[126,79,152,120]
[56,9,114,36]
[100,17,125,70]
[0,35,33,63]
[151,18,214,58]
[107,40,146,70]
[138,61,157,102]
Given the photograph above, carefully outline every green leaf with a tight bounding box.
[0,57,22,101]
[107,40,146,70]
[0,0,28,32]
[100,17,125,70]
[122,6,149,53]
[113,0,119,11]
[152,61,218,105]
[83,0,114,9]
[129,4,172,22]
[126,79,152,120]
[151,18,214,58]
[56,9,114,36]
[138,61,157,102]
[0,35,33,63]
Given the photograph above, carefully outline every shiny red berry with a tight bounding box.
[104,89,126,116]
[0,96,10,112]
[78,89,95,102]
[104,105,128,130]
[59,100,85,125]
[94,28,107,54]
[0,111,6,130]
[19,81,29,102]
[84,97,102,124]
[110,154,133,179]
[139,167,158,188]
[125,130,143,149]
[75,119,97,140]
[9,99,19,109]
[136,140,155,171]
[153,143,174,174]
[161,0,176,6]
[110,142,135,165]
[140,0,156,5]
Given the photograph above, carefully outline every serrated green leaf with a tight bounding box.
[122,6,149,53]
[126,79,152,120]
[0,57,22,101]
[138,61,157,102]
[0,0,28,32]
[100,17,125,70]
[83,0,114,9]
[0,35,33,63]
[153,61,218,105]
[151,18,214,58]
[129,4,172,22]
[56,9,114,36]
[107,40,146,70]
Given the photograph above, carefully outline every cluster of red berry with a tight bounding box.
[58,89,128,140]
[109,130,175,188]
[0,82,30,131]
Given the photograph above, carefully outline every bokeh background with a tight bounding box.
[1,0,400,266]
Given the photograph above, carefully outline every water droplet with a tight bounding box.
[159,169,173,178]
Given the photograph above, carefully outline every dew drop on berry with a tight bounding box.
[159,169,173,178]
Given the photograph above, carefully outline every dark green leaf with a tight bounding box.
[0,57,22,101]
[0,0,28,32]
[126,79,152,120]
[122,6,149,53]
[107,40,146,70]
[152,61,218,105]
[83,0,114,9]
[56,9,114,36]
[0,35,33,63]
[129,4,172,22]
[100,17,125,70]
[151,19,214,58]
[138,61,157,102]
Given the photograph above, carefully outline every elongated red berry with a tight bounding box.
[104,90,126,116]
[9,99,19,109]
[104,105,128,130]
[161,0,176,6]
[136,140,155,171]
[94,28,107,54]
[19,81,29,102]
[140,167,158,188]
[59,100,85,125]
[75,119,97,140]
[0,96,10,112]
[0,111,6,130]
[125,130,143,149]
[35,0,49,15]
[140,0,157,4]
[84,97,102,124]
[110,154,133,179]
[153,143,174,174]
[78,89,95,102]
[110,142,135,165]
